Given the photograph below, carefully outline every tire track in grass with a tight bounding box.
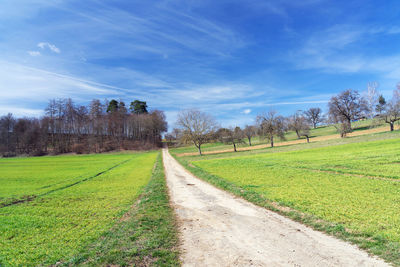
[0,157,134,209]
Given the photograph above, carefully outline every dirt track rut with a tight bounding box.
[162,148,389,267]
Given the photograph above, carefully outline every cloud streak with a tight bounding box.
[28,51,41,56]
[38,42,61,53]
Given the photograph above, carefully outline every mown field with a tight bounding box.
[0,151,179,266]
[174,134,400,265]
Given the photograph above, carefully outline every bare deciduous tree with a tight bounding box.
[243,125,256,146]
[331,120,352,138]
[218,126,244,152]
[376,91,400,131]
[177,109,217,155]
[365,81,379,118]
[304,107,323,129]
[381,102,400,131]
[287,112,310,139]
[256,111,285,148]
[328,89,368,135]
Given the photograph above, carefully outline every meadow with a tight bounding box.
[0,151,179,266]
[174,134,400,264]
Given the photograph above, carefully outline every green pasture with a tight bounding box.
[0,151,160,266]
[0,153,136,207]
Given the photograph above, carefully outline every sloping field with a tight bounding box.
[0,152,158,266]
[187,138,400,264]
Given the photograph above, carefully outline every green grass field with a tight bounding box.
[175,133,400,265]
[66,154,180,266]
[0,151,179,266]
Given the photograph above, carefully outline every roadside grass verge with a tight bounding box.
[65,153,180,266]
[0,152,158,266]
[173,137,400,266]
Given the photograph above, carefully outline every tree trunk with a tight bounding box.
[390,122,394,131]
[270,136,274,148]
[296,130,300,139]
[198,145,202,156]
[347,118,352,130]
[233,143,237,152]
[248,137,251,146]
[313,123,316,129]
[306,136,309,143]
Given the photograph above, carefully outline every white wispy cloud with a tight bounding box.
[57,1,245,59]
[291,24,400,78]
[38,42,60,53]
[242,109,251,114]
[0,61,120,107]
[0,106,43,118]
[27,51,41,56]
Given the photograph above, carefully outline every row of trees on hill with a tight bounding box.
[168,109,319,155]
[167,84,400,155]
[0,98,167,156]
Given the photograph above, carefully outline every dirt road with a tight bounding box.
[163,148,389,266]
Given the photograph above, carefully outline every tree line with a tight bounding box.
[0,98,167,156]
[168,83,400,155]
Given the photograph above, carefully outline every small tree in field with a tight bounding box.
[300,127,311,143]
[256,111,285,148]
[218,127,244,152]
[304,107,323,129]
[328,89,368,137]
[380,101,400,131]
[328,115,352,138]
[177,109,217,155]
[376,87,400,131]
[243,125,256,146]
[287,112,310,139]
[375,95,386,115]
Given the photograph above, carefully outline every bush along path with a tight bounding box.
[163,148,389,266]
[63,153,180,266]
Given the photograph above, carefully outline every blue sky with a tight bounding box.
[1,0,400,129]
